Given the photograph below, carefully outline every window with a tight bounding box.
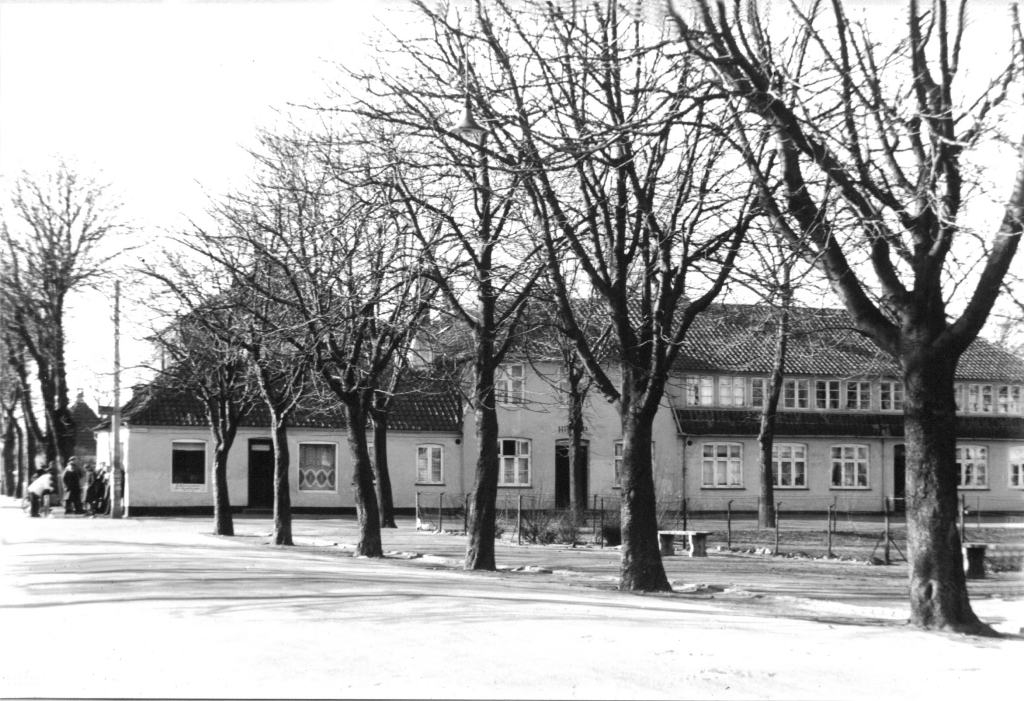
[880,381,904,411]
[955,384,964,411]
[751,378,766,408]
[298,443,337,492]
[955,446,987,488]
[718,376,746,407]
[967,384,993,413]
[830,445,869,488]
[997,385,1022,414]
[614,441,623,488]
[1010,447,1024,488]
[171,441,206,491]
[684,375,714,406]
[783,379,809,409]
[499,439,531,486]
[816,380,841,410]
[772,443,807,488]
[496,364,525,404]
[701,443,743,488]
[845,381,872,410]
[416,445,444,484]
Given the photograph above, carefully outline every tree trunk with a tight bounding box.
[567,385,589,512]
[465,370,499,571]
[211,433,235,537]
[757,303,789,529]
[2,417,15,497]
[14,417,25,498]
[371,418,397,529]
[271,421,293,546]
[347,401,384,557]
[618,403,671,592]
[903,353,991,634]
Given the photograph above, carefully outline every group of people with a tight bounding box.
[27,457,111,517]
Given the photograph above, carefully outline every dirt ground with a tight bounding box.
[2,498,1021,699]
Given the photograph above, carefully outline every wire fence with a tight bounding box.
[414,490,1023,569]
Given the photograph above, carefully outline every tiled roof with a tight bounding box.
[70,398,100,450]
[674,409,1024,440]
[672,304,1024,382]
[106,378,462,434]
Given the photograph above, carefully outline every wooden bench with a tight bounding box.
[658,530,712,557]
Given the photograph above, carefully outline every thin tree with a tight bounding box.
[674,0,1024,633]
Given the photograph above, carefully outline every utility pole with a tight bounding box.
[110,280,123,519]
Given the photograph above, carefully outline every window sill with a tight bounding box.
[830,486,871,491]
[774,486,809,490]
[498,484,532,489]
[300,489,339,494]
[700,486,745,490]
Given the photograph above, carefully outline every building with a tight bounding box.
[96,304,1024,515]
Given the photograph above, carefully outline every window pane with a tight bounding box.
[502,440,516,456]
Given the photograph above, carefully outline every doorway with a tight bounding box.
[248,439,274,509]
[892,444,906,514]
[555,442,589,509]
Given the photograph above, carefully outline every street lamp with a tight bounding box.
[450,97,488,144]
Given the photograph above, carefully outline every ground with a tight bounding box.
[1,498,1021,699]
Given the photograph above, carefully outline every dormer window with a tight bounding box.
[684,375,714,406]
[718,376,747,407]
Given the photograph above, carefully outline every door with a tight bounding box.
[554,442,589,509]
[248,439,274,509]
[892,444,906,514]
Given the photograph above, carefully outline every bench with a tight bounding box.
[658,530,712,557]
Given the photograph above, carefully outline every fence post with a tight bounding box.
[415,491,420,529]
[517,494,523,545]
[756,496,760,531]
[593,494,597,512]
[884,497,891,566]
[774,502,781,555]
[827,505,833,558]
[727,500,733,549]
[831,496,838,534]
[682,497,688,531]
[600,497,604,549]
[438,492,444,533]
[959,493,966,542]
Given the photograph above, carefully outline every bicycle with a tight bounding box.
[21,493,52,517]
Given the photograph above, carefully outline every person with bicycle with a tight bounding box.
[26,466,55,517]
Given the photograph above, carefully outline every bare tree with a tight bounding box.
[674,0,1024,633]
[394,0,756,590]
[0,164,126,466]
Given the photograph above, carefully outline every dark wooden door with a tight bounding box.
[892,444,906,514]
[248,439,274,509]
[555,445,570,508]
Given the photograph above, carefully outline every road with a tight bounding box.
[1,499,1021,699]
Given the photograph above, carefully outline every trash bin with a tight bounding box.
[962,544,987,579]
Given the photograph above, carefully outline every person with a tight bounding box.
[63,458,84,515]
[27,467,54,517]
[90,464,109,516]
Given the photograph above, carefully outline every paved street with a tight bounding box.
[1,498,1021,699]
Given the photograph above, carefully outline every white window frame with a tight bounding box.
[968,384,993,413]
[955,384,965,411]
[816,380,841,410]
[845,381,872,410]
[1012,386,1023,414]
[830,444,870,489]
[498,438,531,487]
[996,385,1021,415]
[772,443,808,489]
[701,442,744,488]
[718,376,747,407]
[684,375,714,407]
[783,379,809,409]
[880,381,904,412]
[751,378,766,408]
[298,442,339,493]
[1010,446,1024,489]
[496,364,525,405]
[955,445,988,489]
[170,440,208,493]
[416,444,444,485]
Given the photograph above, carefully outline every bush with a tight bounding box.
[520,509,558,544]
[600,510,622,546]
[554,509,587,546]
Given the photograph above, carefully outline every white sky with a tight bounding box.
[1,0,1021,405]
